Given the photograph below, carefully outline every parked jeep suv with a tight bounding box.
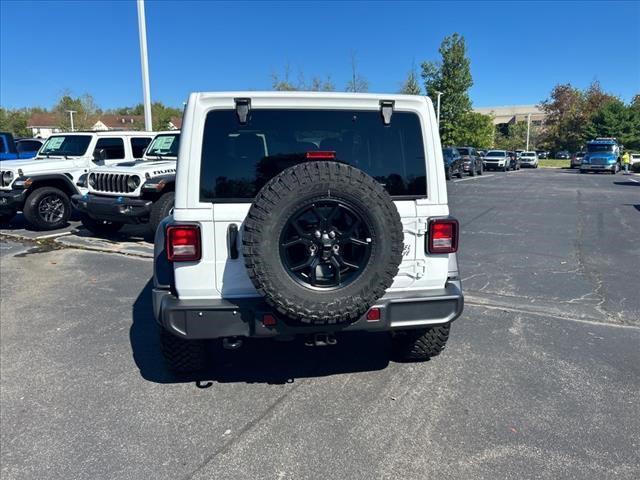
[0,131,152,229]
[72,131,179,235]
[152,92,463,372]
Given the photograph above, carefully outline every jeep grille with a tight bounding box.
[90,173,137,194]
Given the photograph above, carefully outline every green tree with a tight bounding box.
[538,84,585,152]
[399,67,422,95]
[421,33,473,145]
[52,91,100,130]
[457,112,494,148]
[494,121,530,150]
[0,108,31,137]
[584,98,640,150]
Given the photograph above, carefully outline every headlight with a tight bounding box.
[127,175,141,190]
[88,173,96,188]
[2,171,14,185]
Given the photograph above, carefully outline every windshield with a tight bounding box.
[486,151,505,157]
[587,144,615,153]
[521,152,535,157]
[456,148,470,155]
[146,134,180,157]
[200,109,427,200]
[40,135,92,157]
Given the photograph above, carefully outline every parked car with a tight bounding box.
[442,147,463,180]
[520,151,539,168]
[556,151,570,160]
[455,146,483,176]
[0,131,153,229]
[580,138,621,175]
[631,153,640,165]
[483,150,510,171]
[571,151,586,168]
[0,132,40,161]
[536,150,549,159]
[508,151,521,170]
[72,131,180,235]
[152,91,463,372]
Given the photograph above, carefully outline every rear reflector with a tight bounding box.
[427,218,459,254]
[306,151,336,160]
[366,308,381,321]
[262,314,277,327]
[166,225,201,262]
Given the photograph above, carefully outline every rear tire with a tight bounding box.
[445,166,452,180]
[80,214,123,235]
[149,191,175,234]
[503,164,508,172]
[469,163,476,176]
[392,324,450,362]
[456,168,463,179]
[478,163,483,175]
[160,329,206,373]
[23,186,71,231]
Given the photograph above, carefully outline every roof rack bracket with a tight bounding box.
[380,100,395,125]
[234,98,251,125]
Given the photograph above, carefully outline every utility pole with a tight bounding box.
[526,113,531,151]
[66,110,76,132]
[435,91,443,126]
[137,0,153,131]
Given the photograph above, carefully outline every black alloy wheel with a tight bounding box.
[279,199,372,290]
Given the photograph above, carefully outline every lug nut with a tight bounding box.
[329,231,336,239]
[314,230,321,238]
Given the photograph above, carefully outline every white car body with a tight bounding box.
[630,154,640,165]
[86,131,179,198]
[520,151,539,167]
[483,150,509,169]
[171,92,453,302]
[0,131,153,193]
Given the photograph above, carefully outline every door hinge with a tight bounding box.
[403,218,428,236]
[397,260,426,279]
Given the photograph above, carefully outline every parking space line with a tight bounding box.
[628,178,639,183]
[453,174,495,183]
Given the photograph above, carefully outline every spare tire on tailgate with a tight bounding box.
[243,161,403,325]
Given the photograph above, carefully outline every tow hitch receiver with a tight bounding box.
[305,333,337,347]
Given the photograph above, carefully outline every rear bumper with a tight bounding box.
[0,189,27,214]
[154,281,464,340]
[71,193,152,224]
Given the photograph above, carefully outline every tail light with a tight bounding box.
[306,151,336,160]
[427,218,459,254]
[166,225,201,262]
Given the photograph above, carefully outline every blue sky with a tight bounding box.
[1,0,639,110]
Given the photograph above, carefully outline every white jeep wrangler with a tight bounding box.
[71,131,180,235]
[153,92,463,372]
[0,131,153,230]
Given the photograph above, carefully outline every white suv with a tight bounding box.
[72,131,179,235]
[0,131,153,230]
[152,92,464,372]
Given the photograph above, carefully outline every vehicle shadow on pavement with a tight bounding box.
[130,280,391,386]
[614,181,640,187]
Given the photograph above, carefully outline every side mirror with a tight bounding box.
[93,148,107,162]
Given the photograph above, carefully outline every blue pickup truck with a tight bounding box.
[0,132,42,161]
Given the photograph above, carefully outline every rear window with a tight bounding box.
[200,109,427,201]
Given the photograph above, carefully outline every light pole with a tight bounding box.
[526,113,531,151]
[137,0,153,131]
[66,110,76,132]
[435,91,443,126]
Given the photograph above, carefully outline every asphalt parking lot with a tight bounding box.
[1,168,639,479]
